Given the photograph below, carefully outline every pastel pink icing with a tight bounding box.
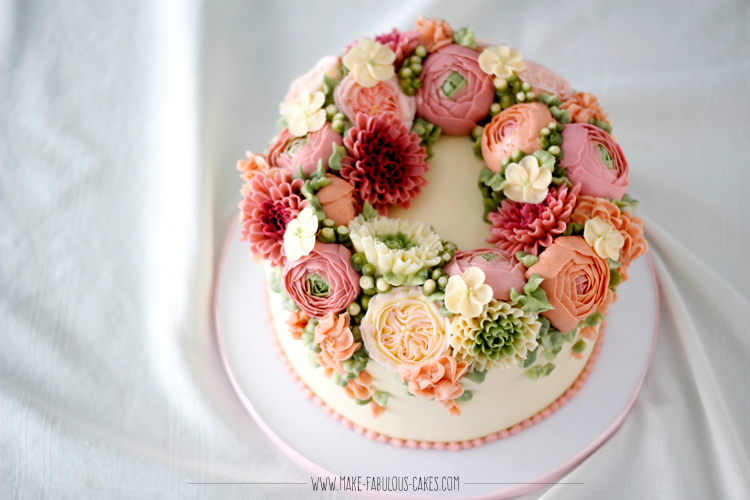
[481,103,555,172]
[444,248,527,300]
[416,44,495,135]
[268,124,344,176]
[517,60,573,101]
[282,242,360,318]
[560,123,629,200]
[334,74,416,129]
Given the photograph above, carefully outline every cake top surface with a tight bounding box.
[237,16,647,417]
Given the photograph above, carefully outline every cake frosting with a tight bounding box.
[236,16,647,448]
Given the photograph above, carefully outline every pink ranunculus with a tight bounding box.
[481,103,555,172]
[517,60,573,101]
[525,236,611,333]
[316,174,361,226]
[267,124,343,176]
[415,44,495,135]
[334,74,416,129]
[559,123,629,200]
[444,248,527,300]
[399,355,469,416]
[282,242,360,318]
[280,55,341,114]
[415,16,454,53]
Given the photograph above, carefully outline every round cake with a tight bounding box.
[237,16,647,448]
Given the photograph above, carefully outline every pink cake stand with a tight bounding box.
[214,220,658,499]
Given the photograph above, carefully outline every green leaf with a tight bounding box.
[521,347,538,368]
[532,149,556,171]
[277,115,289,131]
[372,391,388,407]
[293,164,306,181]
[405,274,426,286]
[523,273,544,294]
[515,251,539,268]
[307,350,320,368]
[424,291,445,303]
[521,288,554,313]
[464,370,487,384]
[360,201,378,221]
[328,142,347,171]
[452,26,477,49]
[455,389,473,403]
[611,193,640,213]
[321,74,339,98]
[354,396,372,405]
[572,339,587,353]
[268,266,282,293]
[280,291,299,312]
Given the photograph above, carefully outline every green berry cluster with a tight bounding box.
[411,118,442,158]
[490,74,536,116]
[398,45,427,96]
[537,93,571,124]
[317,217,353,247]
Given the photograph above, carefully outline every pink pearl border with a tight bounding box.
[268,294,606,451]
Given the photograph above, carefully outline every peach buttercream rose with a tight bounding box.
[399,355,469,416]
[415,44,495,135]
[314,311,360,376]
[517,60,573,101]
[360,287,448,372]
[280,55,341,114]
[560,92,610,125]
[481,103,555,172]
[267,124,344,176]
[525,236,611,333]
[559,123,629,200]
[415,16,454,52]
[571,195,647,281]
[316,174,360,226]
[334,74,416,129]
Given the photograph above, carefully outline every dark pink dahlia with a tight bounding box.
[341,113,428,214]
[240,169,307,266]
[487,184,581,257]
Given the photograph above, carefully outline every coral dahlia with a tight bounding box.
[240,169,307,266]
[487,184,580,257]
[341,113,428,214]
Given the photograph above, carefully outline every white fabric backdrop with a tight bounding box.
[2,1,749,498]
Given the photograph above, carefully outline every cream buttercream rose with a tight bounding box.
[360,287,448,372]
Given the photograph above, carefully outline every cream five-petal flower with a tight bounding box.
[478,45,525,79]
[342,38,396,88]
[444,267,494,318]
[283,207,318,262]
[583,216,625,261]
[286,91,327,137]
[503,155,552,204]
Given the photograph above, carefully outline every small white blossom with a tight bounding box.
[503,155,552,204]
[286,91,327,137]
[342,38,396,88]
[478,45,525,79]
[584,216,625,261]
[444,267,494,318]
[283,207,318,262]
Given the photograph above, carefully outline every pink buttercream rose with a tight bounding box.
[481,103,555,172]
[314,312,360,376]
[415,16,454,53]
[444,248,527,301]
[517,60,573,101]
[415,44,495,135]
[282,242,360,318]
[280,55,341,114]
[267,124,343,176]
[316,174,361,226]
[525,236,611,333]
[334,74,416,129]
[559,123,629,200]
[399,355,469,416]
[360,287,448,372]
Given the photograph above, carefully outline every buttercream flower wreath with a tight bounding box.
[239,16,647,418]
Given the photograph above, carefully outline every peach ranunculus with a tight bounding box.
[481,103,555,172]
[280,55,342,115]
[316,174,360,226]
[525,236,611,333]
[237,152,270,196]
[343,371,386,417]
[285,310,310,341]
[399,355,469,416]
[517,60,573,101]
[570,196,647,281]
[415,44,495,135]
[560,92,610,125]
[559,123,629,200]
[415,16,454,53]
[360,287,448,372]
[334,74,416,129]
[266,124,344,176]
[314,311,360,376]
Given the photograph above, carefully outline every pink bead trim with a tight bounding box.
[266,292,606,450]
